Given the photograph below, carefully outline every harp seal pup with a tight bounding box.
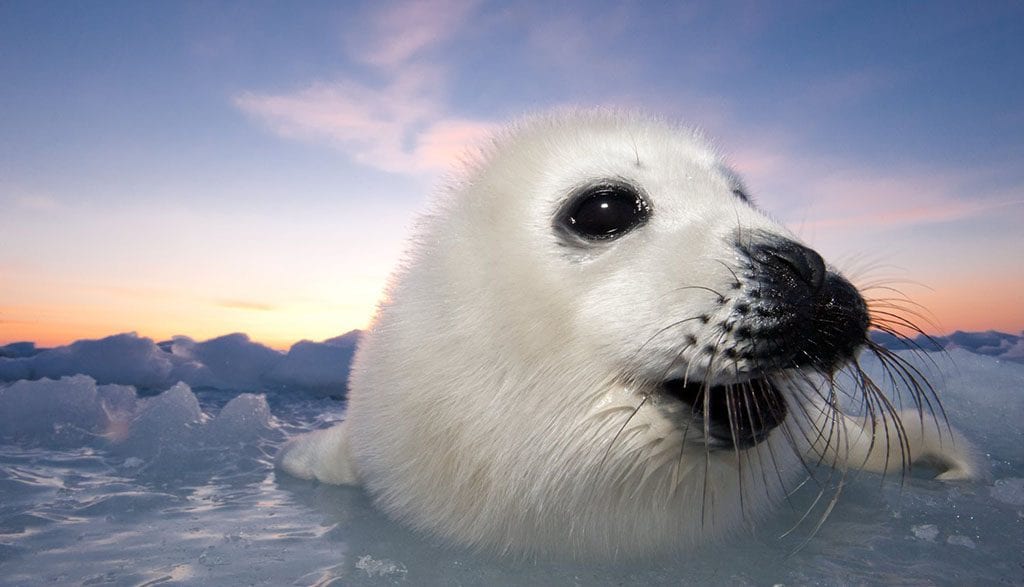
[279,109,979,558]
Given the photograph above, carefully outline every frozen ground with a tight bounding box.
[0,345,1022,586]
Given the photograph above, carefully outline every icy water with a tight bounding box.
[1,349,1022,586]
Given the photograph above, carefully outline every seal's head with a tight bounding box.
[337,109,960,558]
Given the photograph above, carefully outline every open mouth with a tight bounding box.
[662,375,787,450]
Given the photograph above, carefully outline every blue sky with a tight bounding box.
[1,1,1022,347]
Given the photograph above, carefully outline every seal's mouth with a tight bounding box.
[662,375,787,450]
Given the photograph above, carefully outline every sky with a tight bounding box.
[1,1,1022,350]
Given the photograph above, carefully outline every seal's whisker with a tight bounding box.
[778,375,849,543]
[698,332,729,530]
[741,379,787,510]
[869,343,947,430]
[712,258,742,289]
[670,285,727,301]
[632,316,706,363]
[700,376,713,531]
[599,394,650,477]
[869,310,938,339]
[865,299,936,324]
[847,361,903,477]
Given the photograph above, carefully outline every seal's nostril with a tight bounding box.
[751,239,826,291]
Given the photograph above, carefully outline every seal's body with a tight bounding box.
[279,110,977,558]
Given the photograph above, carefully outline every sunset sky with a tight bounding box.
[2,1,1022,350]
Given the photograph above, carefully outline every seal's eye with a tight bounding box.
[559,183,650,241]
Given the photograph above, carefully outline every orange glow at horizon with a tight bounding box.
[858,272,1024,338]
[3,277,1022,351]
[0,303,374,352]
[906,277,1024,336]
[0,276,386,352]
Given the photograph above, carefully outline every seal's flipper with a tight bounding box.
[277,422,359,485]
[809,408,982,481]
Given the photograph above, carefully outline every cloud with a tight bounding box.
[346,0,480,69]
[409,118,501,171]
[234,67,496,174]
[216,299,277,312]
[0,186,64,212]
[14,195,62,211]
[806,195,1023,230]
[234,0,494,175]
[788,170,1023,230]
[726,136,1024,232]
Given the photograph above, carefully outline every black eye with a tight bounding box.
[559,183,650,241]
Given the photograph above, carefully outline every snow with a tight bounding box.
[0,337,1022,585]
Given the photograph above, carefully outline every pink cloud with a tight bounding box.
[803,197,1023,230]
[726,145,789,179]
[235,0,495,176]
[15,195,62,212]
[792,169,1024,230]
[349,0,480,69]
[412,119,501,172]
[235,74,496,175]
[725,134,1024,232]
[235,66,437,173]
[1,185,64,212]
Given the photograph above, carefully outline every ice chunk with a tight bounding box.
[30,333,174,389]
[911,524,939,541]
[0,341,41,358]
[170,333,282,390]
[0,333,182,389]
[870,329,1024,363]
[206,393,273,446]
[990,478,1024,506]
[0,357,31,381]
[946,535,977,549]
[0,375,110,445]
[946,330,1021,358]
[264,339,355,395]
[112,382,204,463]
[0,374,283,480]
[355,555,408,579]
[97,383,140,416]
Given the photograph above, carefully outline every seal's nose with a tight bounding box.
[749,238,826,292]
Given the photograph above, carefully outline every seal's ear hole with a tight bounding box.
[557,182,650,241]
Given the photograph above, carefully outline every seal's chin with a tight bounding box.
[662,375,788,450]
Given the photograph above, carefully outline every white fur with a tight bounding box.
[278,109,979,558]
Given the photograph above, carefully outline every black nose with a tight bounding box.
[749,238,826,292]
[737,232,869,372]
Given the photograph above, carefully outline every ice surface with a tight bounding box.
[0,345,1021,585]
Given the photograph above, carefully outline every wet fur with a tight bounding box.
[279,109,979,558]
